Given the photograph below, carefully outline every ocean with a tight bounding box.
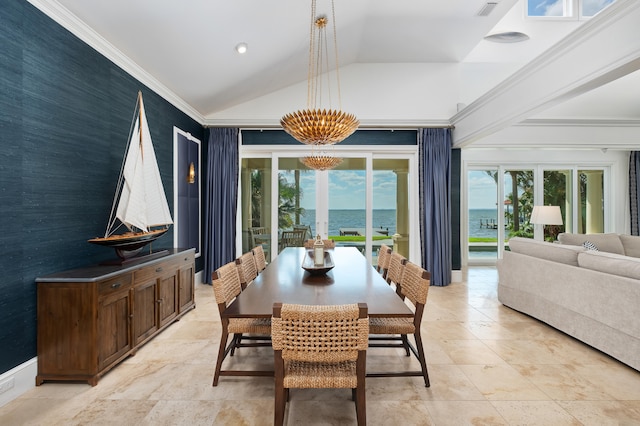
[293,208,497,238]
[300,209,396,237]
[468,208,500,239]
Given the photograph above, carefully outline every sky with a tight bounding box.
[527,0,615,17]
[468,171,498,210]
[282,169,398,210]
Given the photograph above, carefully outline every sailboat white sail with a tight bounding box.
[89,91,173,258]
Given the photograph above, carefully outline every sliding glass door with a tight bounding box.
[239,150,416,263]
[465,164,608,264]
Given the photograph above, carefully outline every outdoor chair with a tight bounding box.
[279,230,307,251]
[211,261,271,386]
[250,227,269,247]
[236,251,258,289]
[368,261,431,387]
[272,302,369,426]
[252,245,267,272]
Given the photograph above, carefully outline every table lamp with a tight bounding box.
[530,205,563,240]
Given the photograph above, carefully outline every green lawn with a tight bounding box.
[330,235,390,242]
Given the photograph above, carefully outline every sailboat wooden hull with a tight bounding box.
[88,228,169,258]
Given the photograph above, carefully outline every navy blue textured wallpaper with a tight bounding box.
[0,0,204,374]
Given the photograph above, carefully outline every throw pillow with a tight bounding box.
[582,240,599,251]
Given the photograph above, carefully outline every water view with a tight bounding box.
[297,209,397,237]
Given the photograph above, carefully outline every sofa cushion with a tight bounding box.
[619,234,640,258]
[578,250,640,280]
[557,233,625,255]
[508,237,585,266]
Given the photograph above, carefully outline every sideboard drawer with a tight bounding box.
[98,274,133,296]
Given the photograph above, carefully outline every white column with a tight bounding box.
[585,171,604,233]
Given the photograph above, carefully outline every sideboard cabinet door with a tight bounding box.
[98,285,133,371]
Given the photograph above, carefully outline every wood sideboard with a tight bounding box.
[35,248,196,386]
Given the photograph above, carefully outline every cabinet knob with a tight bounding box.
[111,282,121,289]
[155,267,163,273]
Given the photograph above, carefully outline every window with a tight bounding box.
[527,0,615,19]
[465,164,608,264]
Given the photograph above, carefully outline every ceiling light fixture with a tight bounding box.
[235,42,248,54]
[484,31,530,43]
[281,0,358,155]
[302,146,343,171]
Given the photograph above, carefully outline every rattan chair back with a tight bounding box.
[236,251,258,288]
[399,261,430,308]
[376,244,392,276]
[272,303,368,363]
[212,261,242,313]
[386,252,407,287]
[252,245,267,272]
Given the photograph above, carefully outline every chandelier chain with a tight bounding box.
[331,0,342,110]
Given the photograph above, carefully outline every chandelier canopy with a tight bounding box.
[281,0,359,150]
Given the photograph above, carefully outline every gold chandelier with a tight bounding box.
[281,0,359,148]
[302,146,343,171]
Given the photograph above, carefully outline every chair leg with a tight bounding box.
[355,384,366,426]
[413,332,430,387]
[274,376,286,425]
[230,333,241,356]
[274,386,286,426]
[401,334,411,356]
[213,327,229,387]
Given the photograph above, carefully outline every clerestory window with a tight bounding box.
[527,0,615,19]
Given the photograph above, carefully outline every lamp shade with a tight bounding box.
[530,205,563,225]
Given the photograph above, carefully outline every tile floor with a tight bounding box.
[2,267,640,425]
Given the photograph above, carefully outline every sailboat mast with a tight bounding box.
[138,91,144,161]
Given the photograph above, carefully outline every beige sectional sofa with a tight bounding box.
[497,233,640,371]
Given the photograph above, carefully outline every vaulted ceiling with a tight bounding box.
[29,0,640,148]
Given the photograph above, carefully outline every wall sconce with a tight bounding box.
[187,162,195,184]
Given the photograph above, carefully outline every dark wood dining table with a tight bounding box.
[223,246,413,319]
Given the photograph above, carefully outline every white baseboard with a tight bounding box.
[451,269,463,283]
[195,270,203,285]
[0,358,37,408]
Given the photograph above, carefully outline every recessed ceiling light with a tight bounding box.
[484,31,529,43]
[235,42,248,54]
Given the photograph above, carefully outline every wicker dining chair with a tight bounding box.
[212,261,271,386]
[252,245,267,272]
[272,302,369,426]
[376,244,392,278]
[303,239,336,249]
[368,261,431,387]
[236,251,258,289]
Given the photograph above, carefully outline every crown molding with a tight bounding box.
[26,0,205,124]
[517,118,640,127]
[203,118,452,129]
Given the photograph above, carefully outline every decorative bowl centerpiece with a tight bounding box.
[302,249,335,275]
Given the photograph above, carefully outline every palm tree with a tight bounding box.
[250,170,305,229]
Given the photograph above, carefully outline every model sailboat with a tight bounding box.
[88,91,173,259]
